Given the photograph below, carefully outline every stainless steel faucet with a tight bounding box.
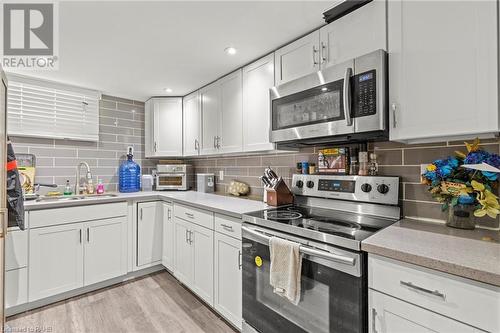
[75,162,93,195]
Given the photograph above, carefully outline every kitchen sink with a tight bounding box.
[35,193,119,202]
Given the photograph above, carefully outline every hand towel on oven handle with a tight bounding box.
[269,236,303,305]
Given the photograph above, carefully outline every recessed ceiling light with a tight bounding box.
[321,87,328,92]
[224,47,237,55]
[163,88,172,93]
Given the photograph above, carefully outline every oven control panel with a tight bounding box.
[352,70,377,118]
[292,174,399,205]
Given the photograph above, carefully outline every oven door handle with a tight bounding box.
[242,226,355,266]
[343,67,353,126]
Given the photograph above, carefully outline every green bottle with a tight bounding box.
[64,180,73,195]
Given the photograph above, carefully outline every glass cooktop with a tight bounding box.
[244,205,397,245]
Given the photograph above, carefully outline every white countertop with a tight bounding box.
[23,190,269,219]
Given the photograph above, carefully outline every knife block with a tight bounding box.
[266,180,293,206]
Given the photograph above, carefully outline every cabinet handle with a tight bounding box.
[167,208,172,220]
[213,136,217,149]
[238,250,242,270]
[154,141,157,152]
[216,136,221,149]
[371,308,378,333]
[185,229,189,244]
[221,224,233,232]
[185,212,194,219]
[79,229,82,243]
[194,139,199,151]
[312,45,318,65]
[320,42,327,64]
[87,228,90,242]
[391,103,397,128]
[140,208,143,220]
[188,230,193,244]
[400,281,446,301]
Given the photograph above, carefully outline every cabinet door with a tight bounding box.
[173,218,193,285]
[214,232,242,329]
[144,99,154,158]
[84,217,127,286]
[388,0,498,142]
[162,203,174,271]
[242,54,275,152]
[183,91,201,157]
[6,268,27,308]
[200,82,220,155]
[369,290,475,333]
[29,223,84,301]
[275,30,320,86]
[137,202,163,267]
[219,70,243,154]
[154,98,183,156]
[191,223,214,306]
[320,0,386,68]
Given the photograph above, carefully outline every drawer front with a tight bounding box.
[6,229,28,270]
[30,202,128,228]
[174,204,214,230]
[6,268,28,308]
[368,254,500,332]
[215,214,241,239]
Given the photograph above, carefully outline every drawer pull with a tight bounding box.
[221,224,233,231]
[400,281,446,301]
[185,212,194,219]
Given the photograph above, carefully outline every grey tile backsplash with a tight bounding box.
[11,94,156,194]
[11,92,499,229]
[190,139,500,230]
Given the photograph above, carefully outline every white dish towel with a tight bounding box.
[269,236,303,305]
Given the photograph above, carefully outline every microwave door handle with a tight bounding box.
[343,67,353,126]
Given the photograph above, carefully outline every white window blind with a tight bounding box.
[7,74,100,141]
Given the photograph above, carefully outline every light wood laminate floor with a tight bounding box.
[7,271,237,333]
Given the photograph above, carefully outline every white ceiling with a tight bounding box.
[9,1,330,101]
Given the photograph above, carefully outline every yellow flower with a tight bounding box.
[471,180,485,192]
[465,138,480,153]
[426,164,437,171]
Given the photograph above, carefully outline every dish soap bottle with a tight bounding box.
[64,180,72,195]
[119,146,141,193]
[96,179,105,194]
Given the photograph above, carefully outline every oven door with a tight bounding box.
[270,59,355,143]
[156,173,186,190]
[242,225,367,333]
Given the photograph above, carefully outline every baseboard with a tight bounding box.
[6,265,165,317]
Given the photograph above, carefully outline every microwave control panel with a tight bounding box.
[352,69,376,118]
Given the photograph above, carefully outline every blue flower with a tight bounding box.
[464,151,490,164]
[458,194,475,205]
[482,171,498,181]
[438,165,453,178]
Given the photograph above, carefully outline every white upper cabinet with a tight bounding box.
[183,91,201,157]
[200,82,221,155]
[388,0,498,143]
[320,0,386,68]
[242,53,275,152]
[219,70,243,154]
[145,98,183,157]
[275,30,320,86]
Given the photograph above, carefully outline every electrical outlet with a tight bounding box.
[219,170,224,181]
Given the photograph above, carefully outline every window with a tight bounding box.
[7,74,100,141]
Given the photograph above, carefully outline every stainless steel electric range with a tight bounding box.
[241,174,401,333]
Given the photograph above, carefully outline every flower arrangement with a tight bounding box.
[421,139,500,218]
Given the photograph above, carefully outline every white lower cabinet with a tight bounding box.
[191,222,214,305]
[6,268,28,308]
[84,217,127,286]
[162,202,174,271]
[173,215,214,306]
[214,232,242,329]
[369,290,477,333]
[137,201,163,267]
[368,254,499,333]
[29,223,84,301]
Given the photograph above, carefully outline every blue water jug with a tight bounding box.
[119,147,141,192]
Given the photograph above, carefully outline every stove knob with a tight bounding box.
[295,180,304,188]
[361,183,372,193]
[306,181,315,189]
[377,184,389,194]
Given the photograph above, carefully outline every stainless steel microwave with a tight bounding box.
[270,49,388,146]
